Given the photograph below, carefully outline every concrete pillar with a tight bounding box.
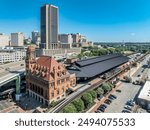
[15,75,21,101]
[16,76,21,94]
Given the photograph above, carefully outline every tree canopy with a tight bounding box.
[72,98,85,112]
[62,103,77,113]
[81,93,93,108]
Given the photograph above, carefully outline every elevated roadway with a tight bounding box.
[0,61,25,96]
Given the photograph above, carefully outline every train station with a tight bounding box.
[67,54,129,81]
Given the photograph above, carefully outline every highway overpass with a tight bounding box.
[0,61,25,99]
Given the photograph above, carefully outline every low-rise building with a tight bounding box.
[137,81,150,110]
[26,46,76,106]
[0,51,26,64]
[60,43,72,49]
[36,48,81,57]
[67,54,129,81]
[81,41,94,47]
[58,34,73,44]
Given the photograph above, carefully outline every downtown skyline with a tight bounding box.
[0,0,150,42]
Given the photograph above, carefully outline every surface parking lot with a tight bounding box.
[105,82,141,113]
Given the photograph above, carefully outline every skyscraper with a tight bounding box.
[40,4,58,49]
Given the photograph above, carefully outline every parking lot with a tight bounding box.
[104,82,141,113]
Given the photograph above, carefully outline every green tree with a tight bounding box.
[88,90,97,100]
[101,83,111,93]
[97,87,104,97]
[72,98,85,112]
[107,82,114,89]
[50,101,57,107]
[81,93,93,108]
[62,103,77,113]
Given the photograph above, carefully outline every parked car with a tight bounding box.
[126,99,135,106]
[122,110,131,113]
[124,105,132,111]
[137,74,141,77]
[147,109,150,113]
[95,110,102,113]
[98,107,105,112]
[116,89,121,93]
[108,95,115,100]
[110,94,117,99]
[99,104,107,109]
[104,99,112,105]
[101,104,107,108]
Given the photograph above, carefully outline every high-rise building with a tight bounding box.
[0,33,10,47]
[11,32,24,46]
[40,4,58,49]
[32,31,40,45]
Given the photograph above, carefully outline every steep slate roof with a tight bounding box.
[68,54,129,78]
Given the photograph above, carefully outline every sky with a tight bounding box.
[0,0,150,42]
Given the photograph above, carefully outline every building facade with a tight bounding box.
[58,34,73,49]
[0,33,10,47]
[36,48,81,57]
[40,4,58,49]
[32,31,40,45]
[26,46,76,106]
[0,51,26,63]
[137,81,150,110]
[71,33,81,43]
[11,33,24,46]
[58,34,73,44]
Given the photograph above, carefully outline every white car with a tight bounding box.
[124,105,132,111]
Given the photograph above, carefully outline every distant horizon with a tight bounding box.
[0,0,150,42]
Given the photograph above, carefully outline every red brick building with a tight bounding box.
[26,46,76,106]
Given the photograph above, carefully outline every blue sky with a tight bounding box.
[0,0,150,42]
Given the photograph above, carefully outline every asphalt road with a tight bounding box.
[0,61,25,82]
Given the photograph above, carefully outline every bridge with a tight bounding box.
[0,61,25,100]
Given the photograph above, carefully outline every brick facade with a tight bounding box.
[26,46,76,106]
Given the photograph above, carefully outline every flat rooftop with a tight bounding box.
[138,81,150,101]
[68,54,129,78]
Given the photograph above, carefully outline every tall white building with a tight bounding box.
[40,4,58,49]
[0,33,10,47]
[11,32,24,46]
